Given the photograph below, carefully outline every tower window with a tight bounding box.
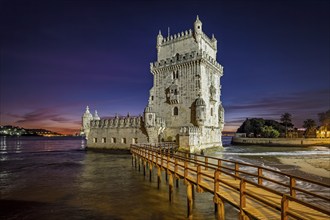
[121,138,126,144]
[173,107,178,116]
[132,138,138,144]
[211,108,213,116]
[173,71,179,79]
[102,137,106,143]
[93,138,97,143]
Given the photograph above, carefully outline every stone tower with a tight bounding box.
[81,106,94,138]
[147,16,224,152]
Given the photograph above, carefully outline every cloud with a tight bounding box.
[224,89,330,130]
[5,108,72,125]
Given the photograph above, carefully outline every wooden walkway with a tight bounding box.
[130,144,330,220]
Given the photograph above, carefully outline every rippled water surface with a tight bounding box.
[0,136,329,219]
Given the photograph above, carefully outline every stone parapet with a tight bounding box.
[90,116,143,128]
[150,50,223,72]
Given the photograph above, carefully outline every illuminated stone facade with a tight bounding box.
[81,16,225,152]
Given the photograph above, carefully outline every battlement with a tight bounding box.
[161,29,193,45]
[159,29,216,50]
[90,116,143,128]
[150,50,223,72]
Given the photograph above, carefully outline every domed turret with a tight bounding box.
[194,97,206,126]
[195,96,206,107]
[218,103,225,130]
[81,106,94,138]
[93,110,100,120]
[194,15,202,43]
[157,30,163,48]
[144,106,153,113]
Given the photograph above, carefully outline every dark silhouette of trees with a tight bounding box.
[237,118,285,137]
[318,109,330,130]
[280,113,294,137]
[303,119,316,138]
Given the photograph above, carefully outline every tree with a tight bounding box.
[303,119,316,138]
[318,109,330,130]
[261,126,280,138]
[237,118,265,137]
[280,113,294,137]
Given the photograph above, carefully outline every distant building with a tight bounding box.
[81,16,225,153]
[316,126,330,138]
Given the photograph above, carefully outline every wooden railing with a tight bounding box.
[131,144,330,219]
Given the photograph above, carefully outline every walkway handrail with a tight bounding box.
[131,144,330,216]
[135,144,330,202]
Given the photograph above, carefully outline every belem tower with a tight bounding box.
[81,16,224,153]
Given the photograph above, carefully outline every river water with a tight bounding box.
[0,136,329,219]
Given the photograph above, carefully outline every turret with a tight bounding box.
[81,106,93,138]
[157,30,163,48]
[144,105,155,127]
[194,15,202,43]
[195,97,206,126]
[94,110,100,120]
[218,103,225,130]
[211,34,217,51]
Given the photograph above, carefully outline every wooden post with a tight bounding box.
[205,157,208,170]
[143,160,146,177]
[214,196,225,220]
[184,161,188,181]
[197,165,203,193]
[151,150,154,163]
[176,178,179,188]
[138,158,141,172]
[290,177,296,197]
[175,158,178,173]
[132,154,134,167]
[258,168,263,185]
[214,170,220,194]
[187,181,193,219]
[218,159,222,168]
[192,184,195,200]
[194,154,197,166]
[235,163,239,178]
[281,195,289,220]
[157,167,161,189]
[239,179,246,219]
[149,163,153,182]
[169,172,173,202]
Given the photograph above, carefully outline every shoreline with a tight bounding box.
[278,155,330,178]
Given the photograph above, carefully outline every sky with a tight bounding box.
[0,0,329,134]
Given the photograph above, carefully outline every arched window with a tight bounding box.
[211,108,213,116]
[173,72,175,79]
[173,107,178,116]
[176,70,179,79]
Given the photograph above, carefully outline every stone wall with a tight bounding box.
[87,126,148,150]
[232,137,330,146]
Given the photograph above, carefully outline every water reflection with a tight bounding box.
[0,136,7,152]
[15,138,21,153]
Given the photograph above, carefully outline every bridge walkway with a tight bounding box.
[131,144,330,220]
